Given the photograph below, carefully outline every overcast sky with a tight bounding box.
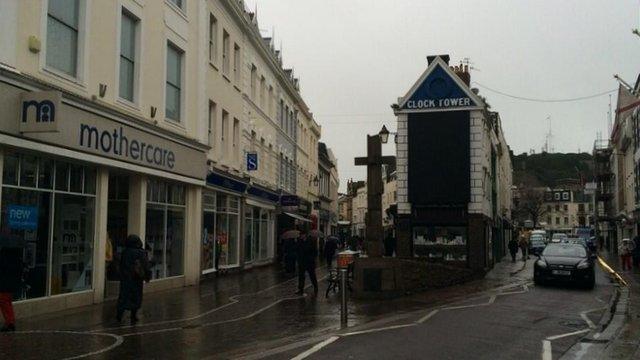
[244,0,640,192]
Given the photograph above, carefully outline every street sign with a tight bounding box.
[247,152,258,171]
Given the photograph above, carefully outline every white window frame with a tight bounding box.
[116,5,142,107]
[233,118,240,163]
[233,43,240,83]
[164,41,185,124]
[222,29,230,75]
[41,0,90,86]
[166,0,186,14]
[208,101,216,147]
[209,14,217,64]
[145,178,187,280]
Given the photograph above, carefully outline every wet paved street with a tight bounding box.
[0,258,614,359]
[278,262,614,360]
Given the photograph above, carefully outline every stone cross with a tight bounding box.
[355,134,396,257]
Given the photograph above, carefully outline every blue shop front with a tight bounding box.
[201,171,279,276]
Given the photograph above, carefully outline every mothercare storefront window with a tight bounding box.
[146,178,185,280]
[244,205,274,263]
[0,151,96,300]
[201,191,240,273]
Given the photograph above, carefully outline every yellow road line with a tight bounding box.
[597,256,628,286]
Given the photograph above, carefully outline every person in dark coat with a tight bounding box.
[0,247,23,332]
[323,237,338,270]
[518,235,529,261]
[384,231,397,257]
[117,235,151,325]
[508,238,519,263]
[283,237,297,274]
[632,236,640,268]
[296,234,318,296]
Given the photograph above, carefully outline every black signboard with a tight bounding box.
[281,195,300,207]
[247,185,280,203]
[408,111,470,205]
[206,172,248,194]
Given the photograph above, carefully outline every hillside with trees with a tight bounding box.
[511,152,594,188]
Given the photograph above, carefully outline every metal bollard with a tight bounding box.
[340,268,348,327]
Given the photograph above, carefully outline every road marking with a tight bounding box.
[542,340,552,360]
[342,323,416,337]
[444,295,496,310]
[7,330,123,359]
[542,328,590,360]
[597,256,628,286]
[291,336,340,360]
[415,283,529,325]
[416,309,440,324]
[546,328,590,341]
[123,295,307,337]
[96,273,329,333]
[499,284,529,295]
[579,307,606,329]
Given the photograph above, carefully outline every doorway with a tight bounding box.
[105,174,129,299]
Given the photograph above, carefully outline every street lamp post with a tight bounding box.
[354,126,396,257]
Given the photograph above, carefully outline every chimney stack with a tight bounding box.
[453,61,471,86]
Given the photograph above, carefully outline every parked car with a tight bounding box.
[551,233,568,243]
[534,243,596,289]
[567,237,587,247]
[529,235,546,255]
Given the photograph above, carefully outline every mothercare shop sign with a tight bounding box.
[4,87,207,180]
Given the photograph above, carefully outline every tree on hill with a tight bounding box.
[515,187,547,227]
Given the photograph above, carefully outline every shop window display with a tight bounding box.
[259,210,269,259]
[0,152,96,300]
[51,193,95,295]
[201,191,240,272]
[146,178,185,279]
[243,208,252,263]
[243,205,274,263]
[202,192,216,272]
[413,226,467,261]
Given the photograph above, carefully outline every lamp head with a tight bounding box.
[379,125,390,144]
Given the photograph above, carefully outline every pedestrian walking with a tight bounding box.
[508,238,519,263]
[518,235,529,261]
[323,236,338,270]
[117,235,151,325]
[619,238,635,271]
[0,246,23,332]
[295,233,318,296]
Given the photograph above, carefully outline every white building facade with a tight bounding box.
[0,0,330,318]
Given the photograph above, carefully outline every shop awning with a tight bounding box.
[283,212,312,223]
